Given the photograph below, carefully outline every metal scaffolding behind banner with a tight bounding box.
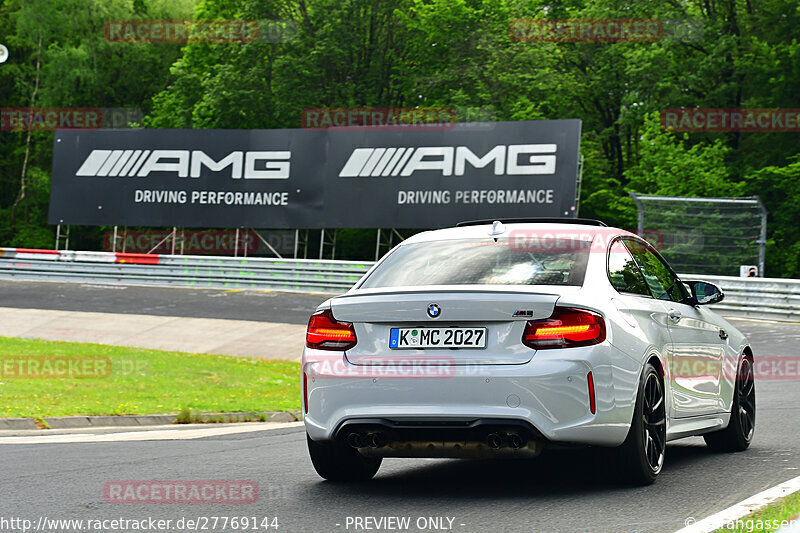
[375,229,409,260]
[54,224,70,251]
[99,227,409,260]
[292,229,337,260]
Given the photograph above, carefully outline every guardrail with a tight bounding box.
[1,248,798,322]
[682,274,800,322]
[0,248,373,294]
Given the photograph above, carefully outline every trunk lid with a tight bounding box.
[330,287,563,366]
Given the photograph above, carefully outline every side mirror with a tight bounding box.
[683,280,724,306]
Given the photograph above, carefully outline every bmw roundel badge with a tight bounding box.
[427,303,441,319]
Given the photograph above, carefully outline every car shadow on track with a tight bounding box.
[306,441,721,500]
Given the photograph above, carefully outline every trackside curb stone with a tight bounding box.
[0,418,37,430]
[0,411,301,430]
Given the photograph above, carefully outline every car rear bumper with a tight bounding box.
[333,418,548,458]
[302,343,641,448]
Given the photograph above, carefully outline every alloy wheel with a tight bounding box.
[642,371,666,473]
[737,358,756,441]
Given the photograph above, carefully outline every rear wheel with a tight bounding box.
[615,362,666,485]
[307,434,382,481]
[704,355,755,452]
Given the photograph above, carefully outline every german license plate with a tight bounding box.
[389,327,487,349]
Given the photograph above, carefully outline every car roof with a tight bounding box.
[402,222,639,245]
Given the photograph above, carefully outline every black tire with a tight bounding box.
[704,355,755,452]
[307,434,382,481]
[615,361,666,485]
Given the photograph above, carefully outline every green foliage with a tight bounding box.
[174,407,195,424]
[625,113,739,198]
[747,157,800,278]
[1,0,799,276]
[0,0,189,244]
[579,135,637,230]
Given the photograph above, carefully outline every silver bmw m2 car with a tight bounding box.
[302,219,755,484]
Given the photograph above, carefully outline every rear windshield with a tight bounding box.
[359,239,589,288]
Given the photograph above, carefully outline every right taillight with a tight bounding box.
[303,371,309,414]
[522,307,606,349]
[306,309,357,350]
[587,371,596,414]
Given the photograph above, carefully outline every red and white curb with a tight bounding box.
[675,474,800,533]
[0,247,160,265]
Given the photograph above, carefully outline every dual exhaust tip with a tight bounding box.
[347,432,388,449]
[347,431,526,450]
[487,432,526,450]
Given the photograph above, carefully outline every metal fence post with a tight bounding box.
[756,196,768,277]
[628,191,644,235]
[575,153,584,216]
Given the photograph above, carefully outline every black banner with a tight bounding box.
[49,120,581,228]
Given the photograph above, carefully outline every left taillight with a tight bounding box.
[522,307,606,350]
[306,309,357,350]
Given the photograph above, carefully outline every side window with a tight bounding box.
[623,238,685,301]
[607,239,650,296]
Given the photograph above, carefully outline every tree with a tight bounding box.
[0,0,191,247]
[747,157,800,278]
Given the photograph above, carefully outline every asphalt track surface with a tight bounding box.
[1,279,800,532]
[0,279,327,324]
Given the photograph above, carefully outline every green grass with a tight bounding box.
[0,337,301,418]
[715,490,800,532]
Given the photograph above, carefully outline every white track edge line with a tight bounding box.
[674,474,800,533]
[0,421,304,444]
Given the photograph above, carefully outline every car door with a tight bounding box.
[623,238,725,417]
[606,238,674,403]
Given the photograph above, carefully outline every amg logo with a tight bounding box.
[75,150,290,179]
[338,144,557,177]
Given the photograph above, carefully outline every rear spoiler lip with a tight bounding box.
[334,285,579,299]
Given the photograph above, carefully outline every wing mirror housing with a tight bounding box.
[683,280,725,306]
